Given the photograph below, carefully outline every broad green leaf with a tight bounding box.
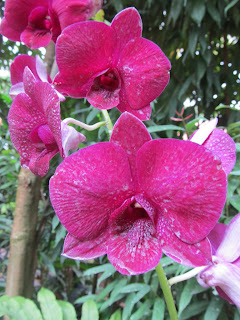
[178,76,193,99]
[118,283,150,294]
[0,296,43,320]
[122,293,135,320]
[229,171,240,176]
[167,0,184,26]
[216,104,240,112]
[110,309,122,320]
[75,294,97,305]
[203,296,223,320]
[188,28,198,57]
[148,125,184,133]
[152,298,165,320]
[57,301,77,320]
[81,299,99,320]
[207,2,221,26]
[190,0,206,24]
[229,195,240,211]
[38,288,63,320]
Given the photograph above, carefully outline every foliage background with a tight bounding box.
[0,0,240,319]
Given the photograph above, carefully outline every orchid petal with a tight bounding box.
[10,55,38,84]
[29,148,59,177]
[110,112,151,182]
[108,198,162,275]
[63,231,108,260]
[136,139,227,243]
[199,263,240,308]
[158,215,212,267]
[190,118,218,144]
[61,122,86,157]
[215,213,240,262]
[35,55,49,82]
[117,101,152,121]
[111,7,142,56]
[202,129,236,175]
[9,82,24,99]
[49,142,134,240]
[207,223,227,255]
[118,37,171,110]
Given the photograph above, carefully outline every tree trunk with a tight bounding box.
[5,169,41,298]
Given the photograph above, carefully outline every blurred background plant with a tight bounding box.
[0,0,240,319]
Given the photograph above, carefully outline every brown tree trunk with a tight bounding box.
[5,169,41,298]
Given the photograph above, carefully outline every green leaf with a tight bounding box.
[207,2,221,26]
[167,0,184,26]
[38,288,63,320]
[225,0,239,15]
[229,195,240,211]
[229,171,240,176]
[0,296,43,320]
[215,104,240,112]
[148,125,184,133]
[110,309,122,320]
[188,28,198,57]
[122,293,135,320]
[178,278,201,315]
[178,76,193,99]
[57,301,77,320]
[180,301,209,319]
[190,0,206,24]
[83,263,114,276]
[75,294,97,304]
[130,299,152,320]
[81,299,99,320]
[203,296,224,320]
[152,298,165,320]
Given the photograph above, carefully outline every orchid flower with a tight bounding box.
[9,54,65,101]
[53,8,171,120]
[0,0,102,49]
[49,112,230,275]
[8,67,85,177]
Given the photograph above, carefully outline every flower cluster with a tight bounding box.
[2,0,239,309]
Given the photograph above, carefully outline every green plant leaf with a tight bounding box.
[203,296,224,320]
[148,125,184,133]
[37,288,63,320]
[110,309,122,320]
[57,301,77,320]
[152,298,165,320]
[190,0,206,24]
[81,299,99,320]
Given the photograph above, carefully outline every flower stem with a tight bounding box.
[101,110,113,137]
[168,266,206,286]
[155,262,179,320]
[63,118,105,131]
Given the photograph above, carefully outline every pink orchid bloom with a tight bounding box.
[49,112,229,275]
[8,67,85,177]
[190,118,236,175]
[9,54,65,101]
[0,0,102,49]
[198,214,240,308]
[53,8,171,120]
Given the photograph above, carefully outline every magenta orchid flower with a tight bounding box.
[9,54,65,101]
[190,118,236,175]
[197,214,240,308]
[8,67,85,177]
[0,0,102,49]
[53,8,171,120]
[49,112,229,275]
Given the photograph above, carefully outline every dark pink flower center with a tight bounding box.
[28,7,52,32]
[30,124,57,150]
[98,70,119,91]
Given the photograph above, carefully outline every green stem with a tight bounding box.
[101,110,113,138]
[155,262,179,320]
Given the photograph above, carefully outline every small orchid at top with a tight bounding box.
[0,0,102,49]
[53,8,171,120]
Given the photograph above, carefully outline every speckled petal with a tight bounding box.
[20,27,51,49]
[111,7,142,56]
[202,129,236,175]
[215,214,240,262]
[54,21,115,98]
[136,139,227,243]
[63,231,108,260]
[108,198,162,275]
[49,142,134,241]
[10,55,39,84]
[158,215,212,267]
[29,148,59,177]
[190,118,218,145]
[118,37,171,110]
[110,112,151,182]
